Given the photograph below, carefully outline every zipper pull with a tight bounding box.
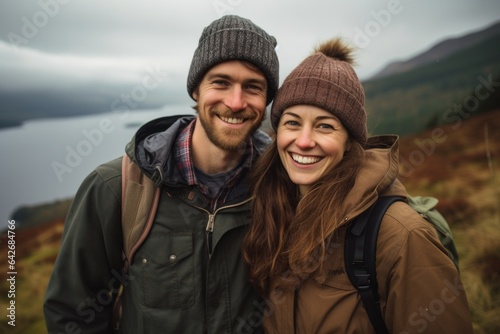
[206,214,215,256]
[206,214,215,232]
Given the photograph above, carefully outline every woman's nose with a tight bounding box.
[295,128,315,149]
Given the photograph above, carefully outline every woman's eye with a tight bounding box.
[318,123,334,130]
[284,120,299,126]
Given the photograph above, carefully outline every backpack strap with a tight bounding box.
[112,154,161,332]
[345,196,405,334]
[121,153,161,268]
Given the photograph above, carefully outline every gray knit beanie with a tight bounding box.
[271,38,367,142]
[187,15,279,105]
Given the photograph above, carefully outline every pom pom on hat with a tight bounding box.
[313,38,356,64]
[271,37,367,142]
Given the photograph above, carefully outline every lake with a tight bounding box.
[0,105,193,230]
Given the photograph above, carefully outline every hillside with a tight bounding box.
[1,109,500,333]
[9,199,73,231]
[0,219,64,333]
[398,109,500,333]
[372,20,500,79]
[363,33,500,136]
[398,109,500,214]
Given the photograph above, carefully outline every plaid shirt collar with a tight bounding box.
[174,118,254,198]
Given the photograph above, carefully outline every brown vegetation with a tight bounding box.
[399,109,500,333]
[0,220,64,333]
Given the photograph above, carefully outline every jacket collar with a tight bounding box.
[340,135,408,224]
[126,114,271,188]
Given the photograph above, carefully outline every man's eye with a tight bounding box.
[318,123,334,130]
[213,80,228,86]
[247,84,263,91]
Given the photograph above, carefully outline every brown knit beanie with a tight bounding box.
[271,38,367,142]
[187,15,279,105]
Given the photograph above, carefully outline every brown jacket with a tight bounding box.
[263,136,473,334]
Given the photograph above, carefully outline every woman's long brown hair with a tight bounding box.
[242,138,365,296]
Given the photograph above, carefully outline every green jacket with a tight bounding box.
[44,115,270,333]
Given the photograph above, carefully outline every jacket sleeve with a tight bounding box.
[43,161,124,334]
[378,202,474,334]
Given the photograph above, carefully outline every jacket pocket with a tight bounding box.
[134,232,194,309]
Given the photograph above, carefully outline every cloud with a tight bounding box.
[0,41,146,90]
[0,39,191,122]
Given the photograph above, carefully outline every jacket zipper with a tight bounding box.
[190,198,252,257]
[190,198,252,331]
[206,214,215,256]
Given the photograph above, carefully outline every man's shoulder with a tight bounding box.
[94,156,123,183]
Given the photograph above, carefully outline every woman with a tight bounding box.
[243,38,473,333]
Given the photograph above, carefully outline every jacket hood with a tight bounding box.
[125,114,272,187]
[341,135,408,223]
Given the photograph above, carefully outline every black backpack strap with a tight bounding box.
[345,196,405,334]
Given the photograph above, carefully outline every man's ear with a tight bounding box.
[192,89,199,101]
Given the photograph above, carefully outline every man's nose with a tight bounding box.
[225,86,247,112]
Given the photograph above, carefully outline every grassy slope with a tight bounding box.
[398,109,500,333]
[0,220,64,333]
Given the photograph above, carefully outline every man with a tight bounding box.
[43,15,279,333]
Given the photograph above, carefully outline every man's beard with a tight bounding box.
[198,108,261,153]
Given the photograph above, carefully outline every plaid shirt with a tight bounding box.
[174,119,254,208]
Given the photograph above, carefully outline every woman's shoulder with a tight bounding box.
[382,200,434,234]
[377,200,453,271]
[378,200,444,254]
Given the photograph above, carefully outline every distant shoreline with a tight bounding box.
[0,121,23,130]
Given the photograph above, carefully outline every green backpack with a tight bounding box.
[345,195,459,334]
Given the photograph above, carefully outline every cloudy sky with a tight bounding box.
[1,0,499,116]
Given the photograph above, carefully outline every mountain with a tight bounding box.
[9,198,73,230]
[0,89,174,129]
[363,29,500,136]
[371,20,500,80]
